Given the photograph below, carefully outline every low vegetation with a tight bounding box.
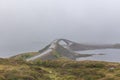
[10,52,40,60]
[0,58,120,80]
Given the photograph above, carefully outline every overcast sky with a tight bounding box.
[0,0,120,57]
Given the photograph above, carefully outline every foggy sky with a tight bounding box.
[0,0,120,57]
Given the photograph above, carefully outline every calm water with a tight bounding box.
[76,49,120,62]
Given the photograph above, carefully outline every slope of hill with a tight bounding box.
[11,52,40,60]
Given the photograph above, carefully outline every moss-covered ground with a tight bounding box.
[0,58,120,80]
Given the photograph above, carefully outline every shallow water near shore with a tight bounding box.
[76,49,120,62]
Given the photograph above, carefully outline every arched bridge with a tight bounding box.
[55,39,73,46]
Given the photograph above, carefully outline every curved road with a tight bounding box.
[26,40,58,61]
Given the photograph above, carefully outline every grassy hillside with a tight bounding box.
[0,58,120,80]
[10,52,40,60]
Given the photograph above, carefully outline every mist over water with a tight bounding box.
[0,0,120,57]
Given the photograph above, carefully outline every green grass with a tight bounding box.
[52,50,61,58]
[0,58,120,80]
[10,52,40,60]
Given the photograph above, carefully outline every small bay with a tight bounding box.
[77,49,120,62]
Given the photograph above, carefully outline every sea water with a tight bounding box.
[77,49,120,62]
